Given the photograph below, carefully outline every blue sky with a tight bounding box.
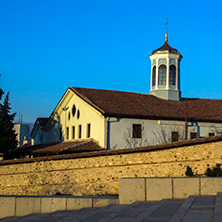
[1,0,222,123]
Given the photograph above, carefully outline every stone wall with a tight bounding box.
[119,177,222,204]
[0,138,222,196]
[0,195,118,218]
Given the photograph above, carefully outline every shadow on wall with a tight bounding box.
[49,112,64,143]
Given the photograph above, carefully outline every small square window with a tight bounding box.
[78,125,82,139]
[209,133,215,137]
[190,132,197,139]
[171,131,179,142]
[133,124,142,138]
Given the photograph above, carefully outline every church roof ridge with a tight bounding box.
[71,86,153,96]
[68,87,222,123]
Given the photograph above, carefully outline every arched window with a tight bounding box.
[178,66,180,89]
[170,65,176,85]
[152,66,156,86]
[158,65,166,85]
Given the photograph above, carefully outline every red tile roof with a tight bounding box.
[36,118,49,126]
[19,141,32,148]
[1,135,222,165]
[5,139,103,159]
[71,87,222,123]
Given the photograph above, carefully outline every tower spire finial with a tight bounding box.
[165,18,169,42]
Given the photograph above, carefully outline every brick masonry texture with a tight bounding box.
[0,140,222,196]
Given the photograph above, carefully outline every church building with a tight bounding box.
[30,33,222,150]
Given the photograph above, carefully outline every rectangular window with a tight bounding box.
[209,133,215,137]
[72,126,75,139]
[59,128,62,141]
[171,131,179,142]
[78,125,82,139]
[133,124,142,138]
[66,127,69,140]
[190,132,197,139]
[87,124,91,138]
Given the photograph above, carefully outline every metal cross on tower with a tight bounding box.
[165,18,169,42]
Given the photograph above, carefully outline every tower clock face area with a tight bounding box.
[149,36,182,101]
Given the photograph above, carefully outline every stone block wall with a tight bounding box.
[0,195,118,218]
[119,177,222,204]
[0,140,222,196]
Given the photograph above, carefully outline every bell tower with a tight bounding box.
[149,31,182,101]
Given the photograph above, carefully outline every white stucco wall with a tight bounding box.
[33,127,46,145]
[13,124,30,147]
[45,89,106,147]
[109,118,158,149]
[109,118,222,149]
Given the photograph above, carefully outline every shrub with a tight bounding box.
[185,166,194,177]
[205,164,222,177]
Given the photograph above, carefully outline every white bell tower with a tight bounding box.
[149,29,182,101]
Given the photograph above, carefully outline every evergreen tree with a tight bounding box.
[0,89,3,100]
[0,92,17,153]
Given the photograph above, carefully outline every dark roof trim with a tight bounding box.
[70,87,105,115]
[1,135,222,166]
[103,113,222,123]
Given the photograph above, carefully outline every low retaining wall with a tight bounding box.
[119,177,222,204]
[0,138,222,196]
[0,195,118,219]
[2,177,222,219]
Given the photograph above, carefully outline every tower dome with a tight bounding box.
[149,33,182,101]
[150,37,180,56]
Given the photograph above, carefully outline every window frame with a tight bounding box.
[171,131,179,142]
[169,65,176,85]
[66,127,69,140]
[87,123,91,138]
[72,126,75,139]
[158,65,166,85]
[190,132,197,139]
[152,66,156,86]
[59,128,62,141]
[132,124,142,139]
[78,125,82,139]
[209,133,215,137]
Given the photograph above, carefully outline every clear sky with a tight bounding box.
[1,0,222,123]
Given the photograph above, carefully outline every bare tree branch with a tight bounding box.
[123,125,150,148]
[152,125,185,145]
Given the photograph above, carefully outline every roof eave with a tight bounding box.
[70,87,106,115]
[103,113,222,123]
[44,88,73,130]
